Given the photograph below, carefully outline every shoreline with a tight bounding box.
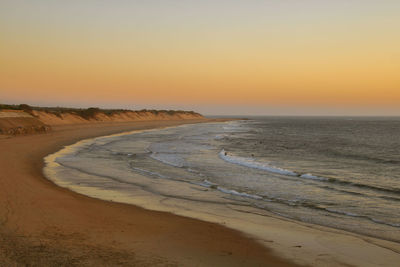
[0,119,296,266]
[41,120,400,267]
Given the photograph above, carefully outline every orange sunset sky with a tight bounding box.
[1,1,399,115]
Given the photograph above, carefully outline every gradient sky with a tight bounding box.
[1,0,399,115]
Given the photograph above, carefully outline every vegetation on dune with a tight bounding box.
[0,104,202,119]
[0,103,202,136]
[0,103,32,111]
[138,109,198,116]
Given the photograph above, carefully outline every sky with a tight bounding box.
[1,0,399,115]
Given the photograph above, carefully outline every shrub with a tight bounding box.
[74,107,100,120]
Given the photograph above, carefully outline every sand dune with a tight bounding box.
[32,110,204,125]
[0,108,204,135]
[0,110,50,135]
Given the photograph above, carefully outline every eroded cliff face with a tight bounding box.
[32,110,204,125]
[0,110,50,135]
[0,109,204,135]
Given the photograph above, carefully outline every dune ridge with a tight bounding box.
[32,109,204,125]
[0,106,204,135]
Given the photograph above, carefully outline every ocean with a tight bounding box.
[44,117,400,243]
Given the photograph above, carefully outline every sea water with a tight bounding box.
[44,117,400,243]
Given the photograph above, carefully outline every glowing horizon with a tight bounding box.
[1,1,399,115]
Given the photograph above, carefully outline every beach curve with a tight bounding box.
[38,120,400,267]
[0,119,296,266]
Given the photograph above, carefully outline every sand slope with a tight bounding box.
[0,111,50,135]
[0,109,204,135]
[32,110,204,126]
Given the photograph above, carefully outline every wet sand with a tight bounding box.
[0,120,296,266]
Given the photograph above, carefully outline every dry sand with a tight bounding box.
[0,120,296,266]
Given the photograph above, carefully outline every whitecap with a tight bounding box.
[219,149,297,176]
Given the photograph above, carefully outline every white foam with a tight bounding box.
[219,150,331,183]
[371,218,400,228]
[300,173,327,181]
[197,180,263,200]
[199,179,218,188]
[326,208,359,217]
[219,149,297,176]
[217,186,263,200]
[326,209,400,227]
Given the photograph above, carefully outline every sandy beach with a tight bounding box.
[0,119,296,266]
